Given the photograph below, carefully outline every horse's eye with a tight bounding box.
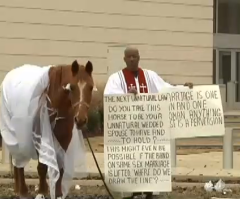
[63,83,71,91]
[70,85,75,91]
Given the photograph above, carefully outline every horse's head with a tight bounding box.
[48,60,94,129]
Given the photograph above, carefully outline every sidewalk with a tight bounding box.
[1,152,240,182]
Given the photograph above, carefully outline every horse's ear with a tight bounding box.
[71,60,79,75]
[85,61,93,75]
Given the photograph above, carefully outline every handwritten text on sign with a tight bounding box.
[162,85,225,138]
[104,94,172,192]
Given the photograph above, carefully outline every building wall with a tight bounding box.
[0,0,213,86]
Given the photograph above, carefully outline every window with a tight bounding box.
[236,52,240,101]
[213,0,217,33]
[216,0,240,34]
[219,51,231,84]
[213,49,216,83]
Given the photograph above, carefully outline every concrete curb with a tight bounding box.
[1,170,240,183]
[172,175,240,183]
[0,179,239,189]
[87,174,240,183]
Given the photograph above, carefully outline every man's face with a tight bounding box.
[124,50,140,71]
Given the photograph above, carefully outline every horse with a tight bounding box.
[0,60,94,199]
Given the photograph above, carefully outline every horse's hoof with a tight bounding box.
[35,194,45,199]
[56,197,62,199]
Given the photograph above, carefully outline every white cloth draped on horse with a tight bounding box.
[0,64,87,199]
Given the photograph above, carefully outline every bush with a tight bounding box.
[85,83,105,136]
[87,109,102,132]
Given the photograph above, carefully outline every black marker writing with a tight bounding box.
[169,89,223,129]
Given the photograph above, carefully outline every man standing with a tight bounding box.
[105,46,192,95]
[104,46,192,199]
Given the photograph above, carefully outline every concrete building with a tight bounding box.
[213,0,240,110]
[0,0,213,82]
[0,0,239,110]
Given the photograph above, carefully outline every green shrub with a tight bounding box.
[86,83,105,133]
[87,109,102,132]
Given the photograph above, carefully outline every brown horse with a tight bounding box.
[1,60,94,199]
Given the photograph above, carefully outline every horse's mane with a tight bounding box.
[46,64,86,109]
[47,64,82,146]
[47,65,69,109]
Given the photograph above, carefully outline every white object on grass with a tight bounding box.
[204,181,214,192]
[35,194,45,199]
[214,179,226,192]
[75,184,81,190]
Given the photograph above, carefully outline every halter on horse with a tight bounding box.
[2,60,94,199]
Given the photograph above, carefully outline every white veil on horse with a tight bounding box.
[0,64,87,199]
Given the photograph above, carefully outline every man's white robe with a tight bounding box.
[104,69,173,95]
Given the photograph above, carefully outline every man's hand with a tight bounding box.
[184,82,193,89]
[128,88,138,95]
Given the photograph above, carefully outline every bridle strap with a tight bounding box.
[72,101,90,109]
[46,84,90,129]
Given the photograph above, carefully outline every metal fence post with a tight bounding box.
[223,127,233,169]
[170,138,176,167]
[227,81,236,110]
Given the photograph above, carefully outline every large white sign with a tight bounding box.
[161,85,225,138]
[104,93,172,192]
[103,85,225,192]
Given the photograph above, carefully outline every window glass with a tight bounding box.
[218,0,240,34]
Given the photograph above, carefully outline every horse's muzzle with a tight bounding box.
[75,117,87,129]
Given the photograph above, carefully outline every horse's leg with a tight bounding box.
[13,166,19,194]
[16,167,28,198]
[36,161,48,197]
[54,120,73,199]
[55,134,72,198]
[55,168,64,199]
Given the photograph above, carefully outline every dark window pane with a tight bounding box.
[236,53,240,101]
[218,0,240,34]
[213,49,216,83]
[219,51,231,84]
[219,51,231,102]
[213,0,216,33]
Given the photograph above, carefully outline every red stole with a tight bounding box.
[122,68,148,93]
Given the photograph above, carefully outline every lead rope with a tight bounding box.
[82,129,114,199]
